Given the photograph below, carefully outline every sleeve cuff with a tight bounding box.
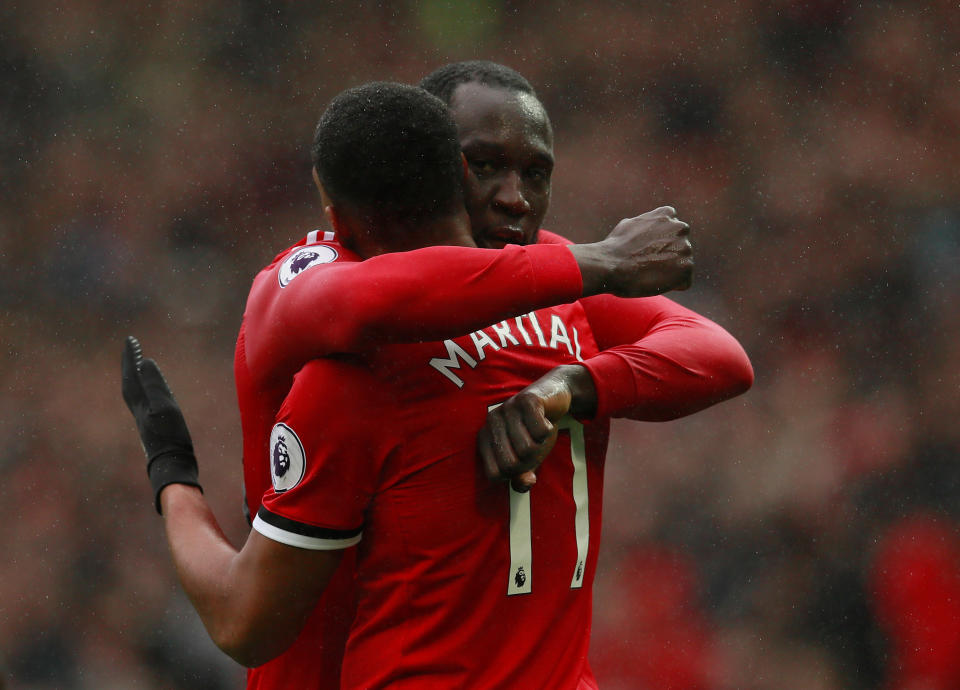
[521,243,584,303]
[253,506,362,551]
[578,351,646,419]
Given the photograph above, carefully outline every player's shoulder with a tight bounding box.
[536,228,573,245]
[268,229,361,282]
[287,358,389,412]
[281,358,396,446]
[248,229,361,295]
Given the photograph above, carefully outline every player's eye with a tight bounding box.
[470,159,497,176]
[526,167,549,181]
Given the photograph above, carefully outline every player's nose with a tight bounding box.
[492,171,531,215]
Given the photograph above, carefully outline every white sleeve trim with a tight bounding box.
[252,513,362,551]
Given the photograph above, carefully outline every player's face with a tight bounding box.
[449,83,554,249]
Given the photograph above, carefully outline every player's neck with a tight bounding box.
[356,209,476,258]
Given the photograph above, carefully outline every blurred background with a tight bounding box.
[1,0,958,688]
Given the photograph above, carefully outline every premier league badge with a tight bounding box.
[278,245,338,287]
[268,423,305,491]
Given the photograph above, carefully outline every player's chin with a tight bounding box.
[473,232,504,250]
[477,228,527,249]
[473,226,503,249]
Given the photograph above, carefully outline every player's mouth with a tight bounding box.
[479,225,526,249]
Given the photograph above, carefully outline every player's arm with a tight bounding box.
[121,337,342,667]
[496,297,751,427]
[575,293,753,421]
[477,364,581,492]
[244,207,692,384]
[160,485,341,667]
[479,304,753,486]
[537,225,752,421]
[481,231,752,484]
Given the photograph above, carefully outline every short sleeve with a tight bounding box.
[253,358,392,550]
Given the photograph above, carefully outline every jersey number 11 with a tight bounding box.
[507,416,589,596]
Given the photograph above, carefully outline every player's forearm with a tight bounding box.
[160,486,285,667]
[160,485,339,667]
[160,486,251,659]
[552,364,598,419]
[123,338,323,667]
[581,315,753,421]
[353,244,583,344]
[245,243,583,382]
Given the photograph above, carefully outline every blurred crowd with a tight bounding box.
[2,0,958,688]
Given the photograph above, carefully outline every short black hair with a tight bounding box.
[419,60,536,106]
[312,82,464,224]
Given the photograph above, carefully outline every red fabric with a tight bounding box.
[235,232,582,689]
[242,236,583,385]
[258,301,607,688]
[537,230,754,421]
[591,547,716,689]
[869,514,960,689]
[235,228,752,687]
[236,233,583,537]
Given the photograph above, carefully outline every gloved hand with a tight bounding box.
[121,336,201,514]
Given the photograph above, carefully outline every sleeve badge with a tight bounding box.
[278,245,338,287]
[268,423,306,491]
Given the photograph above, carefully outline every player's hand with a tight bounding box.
[477,366,576,492]
[121,336,201,514]
[572,206,693,298]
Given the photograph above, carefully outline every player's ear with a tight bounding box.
[324,204,350,244]
[313,170,349,241]
[461,152,469,183]
[313,167,338,213]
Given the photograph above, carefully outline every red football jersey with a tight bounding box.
[236,230,584,524]
[236,230,584,689]
[255,300,609,688]
[237,229,752,688]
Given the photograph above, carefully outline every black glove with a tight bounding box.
[121,336,201,514]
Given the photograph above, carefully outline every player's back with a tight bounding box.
[353,407,603,689]
[236,230,361,690]
[236,230,364,521]
[262,300,608,688]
